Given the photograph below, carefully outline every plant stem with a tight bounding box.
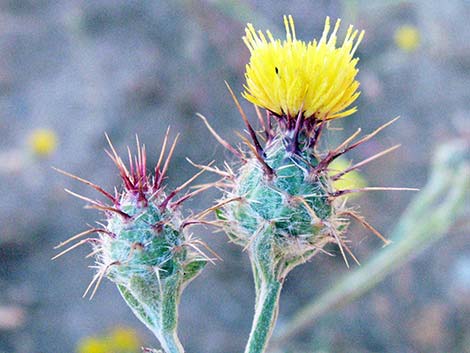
[118,275,186,353]
[245,279,282,353]
[159,330,185,353]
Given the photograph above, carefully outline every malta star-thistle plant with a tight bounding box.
[54,131,215,353]
[200,15,416,353]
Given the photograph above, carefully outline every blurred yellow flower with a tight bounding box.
[329,157,366,196]
[76,326,141,353]
[243,15,364,120]
[394,25,420,52]
[28,128,57,157]
[76,337,108,353]
[109,327,141,352]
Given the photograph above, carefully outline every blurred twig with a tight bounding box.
[271,139,470,349]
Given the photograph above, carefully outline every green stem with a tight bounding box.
[158,330,185,353]
[158,276,184,353]
[118,274,186,353]
[245,279,282,353]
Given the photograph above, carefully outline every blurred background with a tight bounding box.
[0,0,469,352]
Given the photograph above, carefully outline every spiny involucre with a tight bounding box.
[54,131,215,352]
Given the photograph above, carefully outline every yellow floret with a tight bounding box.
[243,15,364,120]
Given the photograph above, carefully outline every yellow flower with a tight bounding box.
[108,327,140,352]
[329,157,366,196]
[76,337,109,353]
[28,128,57,157]
[394,25,420,52]
[242,15,364,120]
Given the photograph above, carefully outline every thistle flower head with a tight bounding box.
[197,18,416,281]
[53,132,220,352]
[54,131,217,346]
[54,132,214,299]
[243,15,364,121]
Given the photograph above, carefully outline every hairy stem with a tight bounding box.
[158,330,185,353]
[245,279,282,353]
[117,274,186,353]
